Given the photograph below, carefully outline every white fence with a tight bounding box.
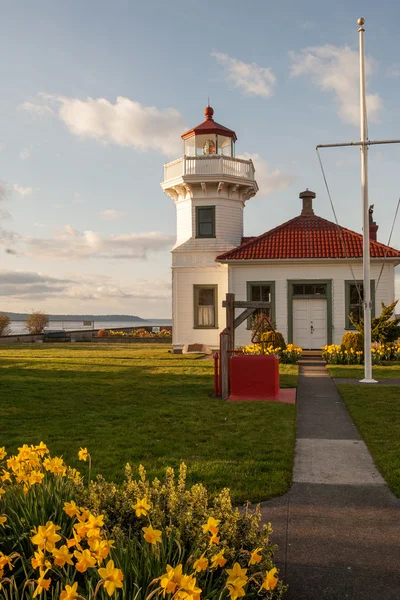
[164,155,255,181]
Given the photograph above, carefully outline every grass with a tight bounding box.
[0,343,298,504]
[336,384,400,497]
[327,362,400,379]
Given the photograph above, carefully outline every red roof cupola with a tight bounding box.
[181,106,237,157]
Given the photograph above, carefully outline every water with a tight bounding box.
[8,319,172,335]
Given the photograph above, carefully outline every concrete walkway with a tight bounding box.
[260,355,400,600]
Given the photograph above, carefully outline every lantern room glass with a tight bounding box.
[184,134,235,157]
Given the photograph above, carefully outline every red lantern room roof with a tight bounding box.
[181,106,237,142]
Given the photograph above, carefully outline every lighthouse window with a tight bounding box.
[196,206,216,238]
[194,285,218,329]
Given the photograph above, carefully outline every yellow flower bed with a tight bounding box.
[240,343,302,364]
[321,341,400,364]
[0,444,286,600]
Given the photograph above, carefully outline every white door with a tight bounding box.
[293,299,327,349]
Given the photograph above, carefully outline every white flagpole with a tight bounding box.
[358,17,377,383]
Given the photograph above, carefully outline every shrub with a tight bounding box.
[25,310,49,334]
[260,331,286,350]
[0,444,286,600]
[0,313,11,336]
[97,328,108,338]
[350,300,400,343]
[341,331,364,352]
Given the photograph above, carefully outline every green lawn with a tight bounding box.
[0,344,297,504]
[327,362,400,379]
[337,384,400,497]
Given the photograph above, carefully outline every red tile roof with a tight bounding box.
[217,214,400,261]
[181,106,237,141]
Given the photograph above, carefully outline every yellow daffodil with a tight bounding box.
[209,533,220,546]
[74,548,97,573]
[210,550,227,568]
[34,442,49,457]
[66,533,82,550]
[160,564,183,597]
[0,515,7,528]
[202,517,220,535]
[0,552,14,571]
[60,582,79,600]
[64,500,81,518]
[0,470,11,483]
[248,547,263,565]
[98,559,124,596]
[175,574,201,600]
[132,497,151,517]
[193,553,208,572]
[226,563,248,584]
[142,524,162,545]
[31,549,51,570]
[31,522,61,552]
[86,513,105,537]
[78,448,89,462]
[33,570,51,598]
[0,447,6,461]
[88,538,114,564]
[52,545,74,567]
[227,581,246,600]
[0,488,5,497]
[29,470,45,486]
[260,567,278,591]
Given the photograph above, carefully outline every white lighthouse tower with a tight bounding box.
[161,106,258,352]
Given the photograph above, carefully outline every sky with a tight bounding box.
[1,0,400,317]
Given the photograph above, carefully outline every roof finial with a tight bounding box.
[204,104,214,121]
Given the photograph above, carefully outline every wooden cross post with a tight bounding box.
[220,293,272,399]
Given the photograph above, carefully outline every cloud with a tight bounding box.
[99,209,126,221]
[0,143,5,152]
[12,184,33,198]
[19,101,55,116]
[290,44,382,125]
[22,94,186,156]
[0,181,8,202]
[386,64,400,78]
[0,269,171,302]
[211,52,276,98]
[238,153,295,196]
[72,193,87,205]
[19,147,31,160]
[6,225,174,260]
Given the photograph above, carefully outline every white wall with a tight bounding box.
[172,259,228,350]
[228,261,396,347]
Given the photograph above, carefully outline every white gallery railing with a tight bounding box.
[164,155,255,182]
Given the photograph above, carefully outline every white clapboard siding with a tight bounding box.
[229,262,396,347]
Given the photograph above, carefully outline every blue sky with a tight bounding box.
[1,0,399,316]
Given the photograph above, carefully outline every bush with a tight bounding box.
[97,328,108,338]
[260,331,286,350]
[341,331,364,352]
[0,313,11,336]
[0,444,286,600]
[351,300,400,343]
[25,310,49,334]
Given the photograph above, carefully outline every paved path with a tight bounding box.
[260,355,400,600]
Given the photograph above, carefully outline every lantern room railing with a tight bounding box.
[163,155,255,182]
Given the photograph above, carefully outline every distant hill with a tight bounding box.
[4,313,147,322]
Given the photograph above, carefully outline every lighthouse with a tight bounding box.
[161,106,259,352]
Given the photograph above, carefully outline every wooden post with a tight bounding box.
[225,293,235,351]
[221,332,230,400]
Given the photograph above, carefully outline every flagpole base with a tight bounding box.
[359,378,378,384]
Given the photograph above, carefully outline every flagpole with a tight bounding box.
[358,17,377,383]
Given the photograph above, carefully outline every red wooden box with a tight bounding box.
[228,354,280,401]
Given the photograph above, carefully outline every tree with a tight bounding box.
[25,311,49,334]
[0,313,11,336]
[350,300,400,343]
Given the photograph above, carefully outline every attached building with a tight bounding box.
[161,107,400,352]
